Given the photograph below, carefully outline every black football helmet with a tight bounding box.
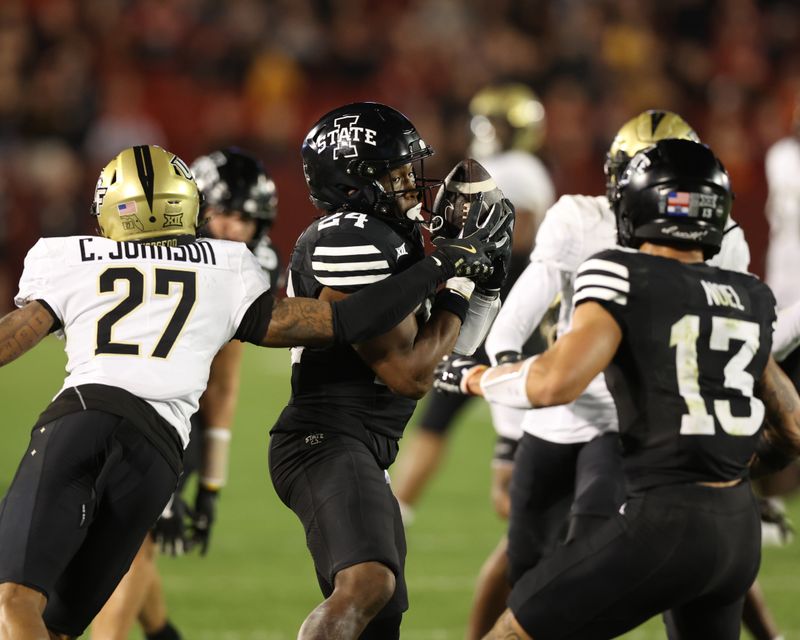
[190,148,278,247]
[301,102,440,227]
[604,110,699,202]
[613,139,732,259]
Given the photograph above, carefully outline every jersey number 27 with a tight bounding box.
[95,267,197,359]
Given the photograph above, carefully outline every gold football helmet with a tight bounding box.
[92,145,200,242]
[604,110,699,200]
[469,83,546,159]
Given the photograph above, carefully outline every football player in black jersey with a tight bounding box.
[91,148,283,640]
[269,102,513,640]
[435,139,800,639]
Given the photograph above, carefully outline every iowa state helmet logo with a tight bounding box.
[315,115,377,159]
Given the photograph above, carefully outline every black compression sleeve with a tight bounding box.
[233,291,275,345]
[331,255,453,344]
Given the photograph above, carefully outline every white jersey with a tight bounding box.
[764,136,800,308]
[480,150,555,230]
[476,150,554,437]
[15,236,269,446]
[485,194,751,443]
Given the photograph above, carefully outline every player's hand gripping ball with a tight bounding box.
[431,158,506,238]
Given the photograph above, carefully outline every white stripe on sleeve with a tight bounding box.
[316,273,391,286]
[577,258,630,279]
[574,273,630,293]
[311,260,390,272]
[313,245,382,256]
[573,287,627,306]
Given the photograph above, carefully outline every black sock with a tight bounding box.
[146,621,181,640]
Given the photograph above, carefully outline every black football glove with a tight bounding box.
[432,194,514,279]
[153,494,192,557]
[433,354,484,395]
[475,198,515,293]
[189,485,219,556]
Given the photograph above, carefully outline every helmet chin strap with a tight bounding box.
[426,215,444,234]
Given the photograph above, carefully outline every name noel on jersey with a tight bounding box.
[78,237,217,266]
[701,280,745,311]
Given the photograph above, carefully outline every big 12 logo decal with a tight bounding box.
[315,115,377,159]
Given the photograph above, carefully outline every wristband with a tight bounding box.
[479,356,537,409]
[432,288,470,324]
[495,351,524,365]
[201,427,232,490]
[444,277,475,301]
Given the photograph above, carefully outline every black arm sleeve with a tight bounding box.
[232,291,275,345]
[331,255,453,344]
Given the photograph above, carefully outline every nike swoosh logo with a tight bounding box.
[451,358,476,367]
[432,256,442,266]
[459,245,477,254]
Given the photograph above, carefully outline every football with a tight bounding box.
[431,158,504,237]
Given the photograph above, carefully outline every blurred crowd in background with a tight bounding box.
[1,0,799,311]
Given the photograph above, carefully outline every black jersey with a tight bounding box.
[273,210,426,444]
[574,248,776,492]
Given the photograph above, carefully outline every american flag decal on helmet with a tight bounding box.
[117,201,138,216]
[665,191,691,216]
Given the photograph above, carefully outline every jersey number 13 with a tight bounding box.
[670,314,764,437]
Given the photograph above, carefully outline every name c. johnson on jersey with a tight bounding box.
[78,237,218,266]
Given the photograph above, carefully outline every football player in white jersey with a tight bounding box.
[471,110,772,638]
[763,120,800,419]
[764,115,800,313]
[90,147,282,640]
[0,145,504,640]
[393,83,555,527]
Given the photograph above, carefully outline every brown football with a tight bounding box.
[432,158,504,236]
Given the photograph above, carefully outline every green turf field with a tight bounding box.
[1,337,799,639]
